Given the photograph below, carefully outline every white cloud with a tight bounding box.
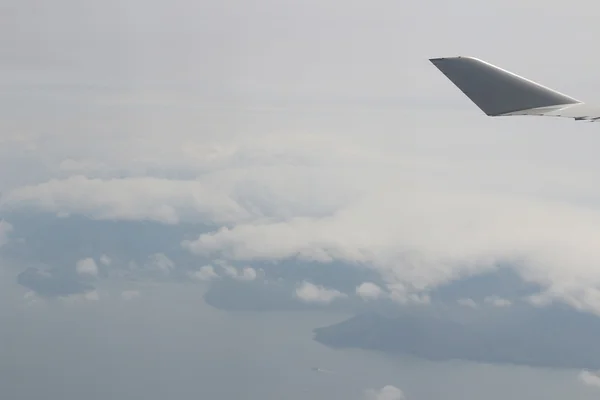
[365,385,405,400]
[458,298,478,308]
[76,258,98,277]
[386,283,431,305]
[189,265,219,281]
[220,265,257,281]
[1,176,251,225]
[295,281,346,304]
[484,296,512,307]
[24,291,36,300]
[23,291,40,306]
[99,255,112,266]
[182,183,600,316]
[356,282,384,300]
[121,290,141,300]
[221,265,239,278]
[240,267,257,281]
[147,253,175,274]
[579,370,600,388]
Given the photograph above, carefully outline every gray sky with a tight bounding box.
[4,0,600,398]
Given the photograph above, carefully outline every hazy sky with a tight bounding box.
[4,0,600,399]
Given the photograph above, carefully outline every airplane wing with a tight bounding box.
[429,56,600,121]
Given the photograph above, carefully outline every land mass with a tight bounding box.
[313,307,600,370]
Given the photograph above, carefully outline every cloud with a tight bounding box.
[76,258,98,277]
[6,82,600,317]
[183,184,600,316]
[239,267,257,281]
[147,253,175,275]
[295,281,346,304]
[579,370,600,388]
[356,282,384,300]
[60,289,100,303]
[189,265,219,281]
[99,255,112,266]
[1,176,250,225]
[9,127,600,318]
[221,265,257,281]
[484,295,512,307]
[386,283,431,305]
[364,385,405,400]
[458,298,478,308]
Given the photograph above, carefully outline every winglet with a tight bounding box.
[429,56,581,116]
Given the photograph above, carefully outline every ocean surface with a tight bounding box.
[0,282,597,400]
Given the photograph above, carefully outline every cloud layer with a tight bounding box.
[8,131,600,316]
[182,182,600,314]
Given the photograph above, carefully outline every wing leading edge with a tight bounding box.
[429,56,600,121]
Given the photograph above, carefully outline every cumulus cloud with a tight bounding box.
[356,282,384,300]
[239,267,257,281]
[99,255,112,266]
[364,385,405,400]
[189,265,219,281]
[579,370,600,388]
[120,253,177,280]
[386,283,431,305]
[220,265,257,281]
[295,281,346,304]
[76,258,98,277]
[147,253,175,275]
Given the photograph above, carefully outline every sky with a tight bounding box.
[4,0,600,398]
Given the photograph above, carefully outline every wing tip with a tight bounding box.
[428,55,580,116]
